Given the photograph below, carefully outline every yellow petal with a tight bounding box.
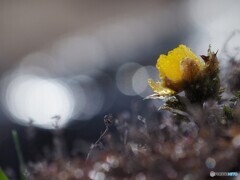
[157,54,182,82]
[148,79,175,96]
[156,44,203,83]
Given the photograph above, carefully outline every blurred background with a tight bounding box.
[1,0,240,177]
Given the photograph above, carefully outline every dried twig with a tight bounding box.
[85,114,113,162]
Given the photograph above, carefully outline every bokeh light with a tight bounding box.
[187,0,240,59]
[132,65,159,97]
[116,63,142,96]
[205,157,216,169]
[3,74,75,129]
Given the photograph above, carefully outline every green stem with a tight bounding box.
[0,168,9,180]
[12,130,26,180]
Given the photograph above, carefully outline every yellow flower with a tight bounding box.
[149,44,204,97]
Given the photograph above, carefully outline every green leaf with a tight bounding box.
[164,96,186,111]
[0,169,8,180]
[223,105,233,120]
[234,91,240,99]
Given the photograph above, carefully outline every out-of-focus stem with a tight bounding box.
[12,130,26,180]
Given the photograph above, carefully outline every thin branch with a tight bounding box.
[223,30,240,59]
[85,126,109,162]
[85,114,113,162]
